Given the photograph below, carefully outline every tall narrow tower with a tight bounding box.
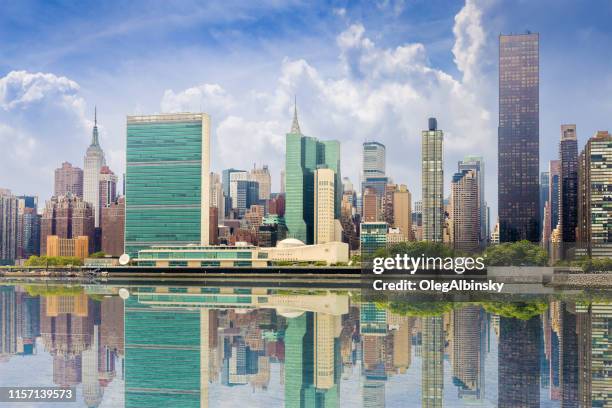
[559,124,578,258]
[422,118,444,242]
[498,33,540,242]
[83,107,106,228]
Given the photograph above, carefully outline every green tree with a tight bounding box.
[24,255,83,267]
[89,251,107,258]
[375,241,455,259]
[483,240,548,266]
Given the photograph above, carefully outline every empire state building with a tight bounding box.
[83,108,106,228]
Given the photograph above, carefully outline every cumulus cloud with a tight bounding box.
[159,2,494,199]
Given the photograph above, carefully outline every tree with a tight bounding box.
[89,251,107,258]
[24,255,83,267]
[483,240,548,266]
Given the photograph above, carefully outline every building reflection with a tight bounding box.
[0,285,610,408]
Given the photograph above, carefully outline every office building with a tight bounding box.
[577,131,612,258]
[101,197,125,257]
[362,187,380,222]
[98,166,118,212]
[83,109,106,228]
[451,170,480,253]
[46,235,89,260]
[229,170,249,210]
[548,160,561,235]
[16,197,40,259]
[314,168,336,244]
[210,172,225,221]
[559,125,579,258]
[54,162,83,198]
[498,33,540,242]
[458,155,486,248]
[285,102,341,244]
[422,118,444,242]
[222,168,243,214]
[360,222,387,260]
[392,184,412,241]
[250,165,272,201]
[0,189,18,264]
[125,113,210,256]
[422,316,444,408]
[234,180,259,217]
[363,141,386,178]
[41,195,95,255]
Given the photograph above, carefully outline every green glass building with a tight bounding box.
[360,222,388,261]
[125,113,210,256]
[285,104,341,244]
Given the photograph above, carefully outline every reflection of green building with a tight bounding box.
[125,113,211,257]
[284,312,340,408]
[360,303,387,336]
[124,295,206,407]
[285,103,341,244]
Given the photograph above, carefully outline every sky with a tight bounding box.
[1,0,612,222]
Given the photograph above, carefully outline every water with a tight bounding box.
[0,281,610,407]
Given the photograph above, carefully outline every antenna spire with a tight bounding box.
[290,95,301,134]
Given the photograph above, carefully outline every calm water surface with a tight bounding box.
[0,282,610,407]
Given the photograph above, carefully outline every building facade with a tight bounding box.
[451,170,480,253]
[250,165,272,201]
[392,184,412,241]
[41,195,95,255]
[498,33,540,242]
[458,155,486,249]
[314,168,336,244]
[125,113,210,256]
[577,131,612,258]
[0,189,18,264]
[559,125,579,258]
[362,141,386,178]
[360,222,387,260]
[422,118,444,242]
[101,197,125,257]
[54,162,84,198]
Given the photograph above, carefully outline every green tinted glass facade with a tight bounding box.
[285,133,341,244]
[126,115,206,256]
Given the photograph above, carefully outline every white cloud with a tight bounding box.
[452,0,487,84]
[161,83,235,115]
[0,70,80,110]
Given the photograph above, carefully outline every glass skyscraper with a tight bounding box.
[559,125,578,257]
[498,33,540,242]
[285,104,341,244]
[125,113,210,257]
[362,141,386,178]
[422,118,444,242]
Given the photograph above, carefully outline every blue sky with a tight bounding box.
[1,0,612,222]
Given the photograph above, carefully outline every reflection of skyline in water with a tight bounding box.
[0,284,610,407]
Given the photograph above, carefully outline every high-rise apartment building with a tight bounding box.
[16,196,40,259]
[0,189,19,264]
[577,131,612,258]
[458,155,486,248]
[362,187,380,223]
[125,113,210,256]
[250,165,272,201]
[451,170,480,253]
[314,168,336,244]
[229,170,249,210]
[559,125,579,258]
[54,162,84,198]
[210,172,225,221]
[285,103,340,244]
[422,118,444,242]
[549,160,561,234]
[41,195,95,255]
[83,109,106,228]
[362,141,386,178]
[498,33,540,242]
[392,184,412,241]
[101,197,125,257]
[98,166,118,215]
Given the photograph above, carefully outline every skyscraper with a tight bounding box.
[549,160,561,234]
[451,170,480,253]
[559,125,579,258]
[577,131,612,258]
[540,171,550,236]
[40,195,95,254]
[249,165,272,201]
[392,184,412,241]
[362,141,386,178]
[0,189,18,264]
[83,108,106,228]
[125,113,210,256]
[16,196,40,259]
[54,162,84,198]
[498,33,540,242]
[285,102,341,244]
[458,155,486,248]
[314,168,336,244]
[101,197,125,257]
[422,118,444,242]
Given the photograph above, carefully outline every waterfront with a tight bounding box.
[0,279,610,407]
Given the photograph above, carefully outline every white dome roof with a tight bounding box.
[276,238,306,248]
[276,308,305,318]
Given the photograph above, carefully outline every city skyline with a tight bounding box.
[2,1,612,226]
